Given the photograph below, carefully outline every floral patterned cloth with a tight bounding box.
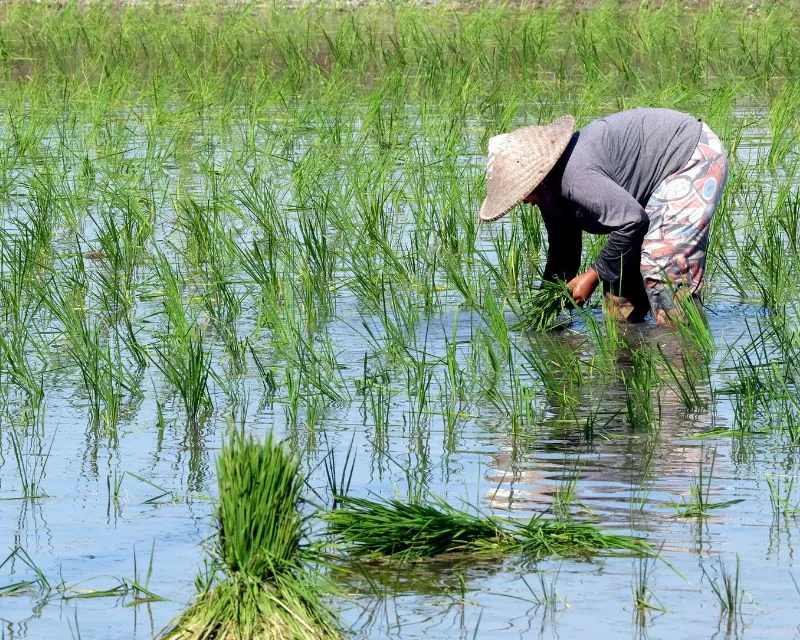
[640,122,728,311]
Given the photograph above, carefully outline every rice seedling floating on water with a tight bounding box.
[671,448,744,518]
[325,493,650,561]
[325,495,513,559]
[514,280,574,332]
[512,517,649,560]
[163,430,340,640]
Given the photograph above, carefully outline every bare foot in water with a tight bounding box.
[604,293,648,323]
[654,308,674,327]
[653,290,702,327]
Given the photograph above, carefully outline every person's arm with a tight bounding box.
[567,169,650,293]
[541,212,582,284]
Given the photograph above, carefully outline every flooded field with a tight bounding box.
[0,2,799,638]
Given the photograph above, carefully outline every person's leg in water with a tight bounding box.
[602,254,650,322]
[640,122,728,326]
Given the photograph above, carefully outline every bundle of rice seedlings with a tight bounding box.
[514,280,574,332]
[511,517,651,560]
[325,495,513,559]
[164,431,341,640]
[325,494,649,562]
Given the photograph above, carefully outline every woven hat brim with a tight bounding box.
[479,115,576,223]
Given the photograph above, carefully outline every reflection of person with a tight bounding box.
[484,330,713,516]
[479,108,728,326]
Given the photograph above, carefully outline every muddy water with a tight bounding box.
[2,128,799,640]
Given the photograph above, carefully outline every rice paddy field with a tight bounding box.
[0,0,799,637]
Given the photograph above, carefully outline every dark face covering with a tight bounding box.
[530,176,559,211]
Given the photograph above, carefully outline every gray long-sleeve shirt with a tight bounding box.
[538,108,703,290]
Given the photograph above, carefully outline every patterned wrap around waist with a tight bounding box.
[639,122,728,311]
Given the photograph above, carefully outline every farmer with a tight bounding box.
[479,108,728,325]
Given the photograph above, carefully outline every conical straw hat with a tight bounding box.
[479,115,576,222]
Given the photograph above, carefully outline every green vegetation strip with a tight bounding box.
[326,494,650,561]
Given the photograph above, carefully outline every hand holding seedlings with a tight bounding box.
[515,280,574,332]
[567,267,599,306]
[515,268,598,332]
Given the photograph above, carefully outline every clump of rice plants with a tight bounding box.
[632,553,664,621]
[623,344,659,430]
[703,555,745,615]
[163,431,340,640]
[514,280,574,332]
[325,493,650,562]
[672,292,715,362]
[152,328,213,428]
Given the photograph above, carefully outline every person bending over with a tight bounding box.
[479,107,728,325]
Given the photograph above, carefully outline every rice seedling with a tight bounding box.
[655,342,707,411]
[672,294,715,363]
[483,223,524,300]
[152,328,213,428]
[440,330,468,441]
[717,316,782,424]
[741,220,790,313]
[512,517,648,560]
[326,494,512,560]
[60,542,165,605]
[37,262,136,431]
[257,282,347,405]
[622,344,658,430]
[513,280,573,333]
[632,553,664,619]
[249,343,278,398]
[325,492,650,562]
[521,567,564,614]
[8,423,53,500]
[322,436,356,511]
[484,362,541,437]
[127,472,181,506]
[152,249,193,334]
[702,555,745,615]
[518,332,584,408]
[767,84,800,170]
[365,373,392,447]
[0,546,50,596]
[0,219,47,324]
[673,448,744,518]
[766,475,800,519]
[88,193,152,316]
[403,345,435,431]
[576,303,622,376]
[164,430,341,640]
[550,465,582,520]
[0,328,43,407]
[106,469,125,521]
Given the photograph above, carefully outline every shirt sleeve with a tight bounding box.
[542,212,582,283]
[566,169,650,290]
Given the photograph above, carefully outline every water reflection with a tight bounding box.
[484,324,726,537]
